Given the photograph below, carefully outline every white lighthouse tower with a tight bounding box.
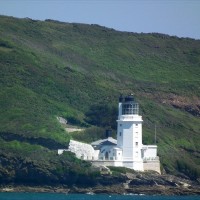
[117,95,144,171]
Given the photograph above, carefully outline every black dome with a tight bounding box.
[124,95,134,102]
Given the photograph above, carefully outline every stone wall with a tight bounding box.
[68,140,99,160]
[58,149,67,155]
[143,160,161,174]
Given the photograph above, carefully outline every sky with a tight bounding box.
[0,0,200,40]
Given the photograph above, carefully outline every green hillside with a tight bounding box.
[0,15,200,182]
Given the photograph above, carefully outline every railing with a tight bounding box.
[143,156,160,162]
[120,116,134,120]
[98,156,121,161]
[119,115,142,121]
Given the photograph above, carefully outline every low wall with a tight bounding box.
[92,160,161,174]
[143,160,161,174]
[91,160,123,167]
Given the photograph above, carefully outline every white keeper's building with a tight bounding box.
[58,95,161,173]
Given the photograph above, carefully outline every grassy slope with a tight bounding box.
[0,15,200,179]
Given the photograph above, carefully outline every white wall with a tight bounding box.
[121,122,133,160]
[142,145,157,159]
[68,140,98,160]
[115,148,123,161]
[58,149,67,155]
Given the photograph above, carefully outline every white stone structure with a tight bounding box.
[58,149,67,155]
[68,140,99,160]
[59,95,160,173]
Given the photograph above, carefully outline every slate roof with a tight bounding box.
[91,137,117,147]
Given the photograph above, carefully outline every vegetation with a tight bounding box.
[85,104,118,129]
[108,166,136,176]
[0,15,200,182]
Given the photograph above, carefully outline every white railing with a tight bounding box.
[119,115,142,121]
[143,156,159,162]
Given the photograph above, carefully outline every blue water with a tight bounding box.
[0,193,199,200]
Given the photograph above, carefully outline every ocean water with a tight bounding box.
[0,193,199,200]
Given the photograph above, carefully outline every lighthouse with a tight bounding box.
[64,94,160,173]
[117,94,144,171]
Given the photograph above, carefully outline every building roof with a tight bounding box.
[91,137,117,147]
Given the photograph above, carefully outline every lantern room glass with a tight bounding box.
[122,102,139,115]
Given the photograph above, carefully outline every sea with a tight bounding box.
[0,193,199,200]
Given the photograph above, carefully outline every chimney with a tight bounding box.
[105,129,112,138]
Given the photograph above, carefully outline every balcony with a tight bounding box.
[118,115,142,121]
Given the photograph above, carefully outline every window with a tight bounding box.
[135,124,138,127]
[136,151,138,158]
[122,103,139,115]
[120,124,122,127]
[119,132,122,136]
[135,132,138,137]
[135,142,138,147]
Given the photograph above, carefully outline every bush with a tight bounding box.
[85,104,117,129]
[176,159,200,180]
